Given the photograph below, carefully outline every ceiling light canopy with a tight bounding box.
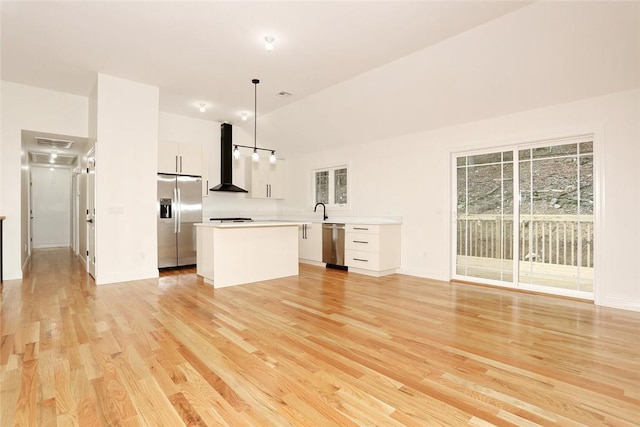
[264,35,275,51]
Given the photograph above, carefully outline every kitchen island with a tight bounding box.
[195,221,308,288]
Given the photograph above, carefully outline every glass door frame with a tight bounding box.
[450,133,601,301]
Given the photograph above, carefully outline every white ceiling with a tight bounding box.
[1,0,531,125]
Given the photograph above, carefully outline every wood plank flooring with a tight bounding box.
[1,248,639,426]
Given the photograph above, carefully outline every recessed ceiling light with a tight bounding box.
[240,111,250,121]
[199,103,206,112]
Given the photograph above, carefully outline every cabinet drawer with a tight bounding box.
[345,232,380,252]
[346,224,380,234]
[345,250,380,271]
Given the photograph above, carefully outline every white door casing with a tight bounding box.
[87,146,96,278]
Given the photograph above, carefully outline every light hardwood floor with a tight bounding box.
[1,248,639,426]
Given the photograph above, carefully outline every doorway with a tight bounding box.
[86,146,96,278]
[21,130,89,272]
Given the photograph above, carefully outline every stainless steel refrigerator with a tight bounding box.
[157,174,202,268]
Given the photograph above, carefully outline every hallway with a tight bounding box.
[1,248,639,425]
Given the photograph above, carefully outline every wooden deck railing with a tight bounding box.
[457,214,594,268]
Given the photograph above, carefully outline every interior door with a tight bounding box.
[31,166,72,249]
[87,148,96,278]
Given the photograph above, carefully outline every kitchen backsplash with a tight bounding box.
[202,193,279,221]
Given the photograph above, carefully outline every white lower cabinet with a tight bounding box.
[345,224,401,276]
[299,223,322,264]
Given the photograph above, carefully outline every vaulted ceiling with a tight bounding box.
[1,1,529,123]
[2,1,638,157]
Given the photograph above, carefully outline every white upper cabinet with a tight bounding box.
[245,157,286,199]
[158,141,203,176]
[201,145,210,197]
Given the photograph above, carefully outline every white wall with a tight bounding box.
[94,74,159,284]
[30,166,72,248]
[0,81,88,279]
[158,112,280,220]
[281,88,640,311]
[260,1,639,157]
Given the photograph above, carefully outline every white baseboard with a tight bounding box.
[96,269,159,286]
[348,267,397,277]
[299,259,325,267]
[78,254,88,271]
[597,296,640,312]
[398,267,640,313]
[397,266,448,281]
[22,255,30,273]
[33,243,71,249]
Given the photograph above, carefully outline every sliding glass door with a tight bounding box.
[518,141,594,293]
[456,151,514,282]
[454,137,595,298]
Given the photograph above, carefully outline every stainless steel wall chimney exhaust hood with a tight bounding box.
[210,123,248,193]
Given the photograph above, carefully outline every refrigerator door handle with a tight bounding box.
[173,188,178,233]
[177,188,182,233]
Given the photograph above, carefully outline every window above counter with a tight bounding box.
[313,164,348,208]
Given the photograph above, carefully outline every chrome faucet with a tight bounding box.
[314,202,328,220]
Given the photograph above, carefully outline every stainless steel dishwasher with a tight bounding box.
[322,223,346,268]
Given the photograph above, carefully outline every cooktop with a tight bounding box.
[209,217,253,222]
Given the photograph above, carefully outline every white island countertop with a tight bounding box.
[196,220,309,229]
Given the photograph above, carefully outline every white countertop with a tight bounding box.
[276,217,402,225]
[196,220,309,229]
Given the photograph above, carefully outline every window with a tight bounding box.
[314,165,348,206]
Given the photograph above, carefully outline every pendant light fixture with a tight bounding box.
[251,79,260,162]
[232,78,277,163]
